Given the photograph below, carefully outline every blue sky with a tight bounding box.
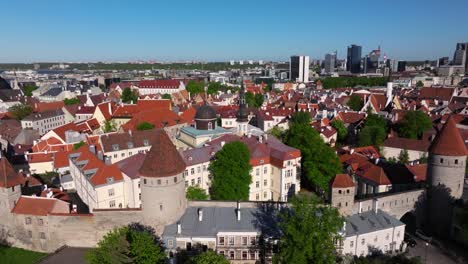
[1,0,467,62]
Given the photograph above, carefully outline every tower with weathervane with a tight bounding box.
[236,80,249,135]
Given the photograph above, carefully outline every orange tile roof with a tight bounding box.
[27,152,54,163]
[53,151,71,169]
[430,115,468,156]
[121,108,185,131]
[33,101,64,113]
[0,158,24,188]
[331,174,355,188]
[12,196,70,216]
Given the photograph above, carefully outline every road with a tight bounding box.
[406,237,463,264]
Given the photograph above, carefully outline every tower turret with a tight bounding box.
[138,130,187,229]
[236,80,249,135]
[0,156,23,216]
[427,116,468,235]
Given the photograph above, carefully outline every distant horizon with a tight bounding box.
[2,0,468,62]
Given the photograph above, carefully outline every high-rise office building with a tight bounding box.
[437,57,449,67]
[453,42,468,73]
[346,44,362,74]
[324,52,337,73]
[364,47,381,73]
[290,55,310,82]
[397,61,407,72]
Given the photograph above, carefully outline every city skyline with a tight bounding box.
[1,0,468,62]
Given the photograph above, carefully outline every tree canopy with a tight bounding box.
[103,120,117,133]
[245,91,264,108]
[290,111,311,126]
[191,250,229,264]
[23,84,38,96]
[397,110,432,139]
[64,97,80,105]
[9,104,33,120]
[209,141,252,200]
[330,120,347,143]
[416,80,424,88]
[186,80,204,95]
[121,87,138,103]
[186,186,209,200]
[162,94,171,100]
[320,77,387,89]
[358,114,388,147]
[136,122,155,131]
[398,149,410,164]
[86,223,166,264]
[284,124,342,193]
[273,196,343,264]
[347,95,364,111]
[73,141,86,150]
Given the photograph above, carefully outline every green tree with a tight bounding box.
[23,84,38,96]
[186,80,204,95]
[191,250,229,264]
[347,95,364,111]
[268,126,285,141]
[64,97,80,105]
[398,110,432,139]
[290,112,311,126]
[358,126,386,147]
[86,224,165,264]
[458,204,468,241]
[73,141,86,150]
[9,104,33,120]
[209,141,252,200]
[136,122,155,131]
[162,93,171,100]
[186,186,209,200]
[103,120,116,133]
[416,80,424,88]
[398,149,410,164]
[207,82,222,95]
[330,120,347,142]
[245,91,256,108]
[121,87,138,103]
[254,93,264,107]
[284,124,342,193]
[364,113,387,130]
[273,196,343,264]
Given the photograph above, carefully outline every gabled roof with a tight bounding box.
[0,157,24,188]
[430,115,468,156]
[138,130,186,178]
[139,79,181,89]
[331,174,355,188]
[11,196,70,216]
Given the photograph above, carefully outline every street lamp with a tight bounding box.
[424,242,429,264]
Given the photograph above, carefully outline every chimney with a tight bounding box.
[89,144,96,154]
[198,208,203,222]
[236,201,241,221]
[258,135,263,143]
[177,222,181,234]
[373,199,379,214]
[129,130,132,137]
[60,186,63,192]
[104,156,112,165]
[72,204,77,213]
[358,201,363,213]
[97,150,104,161]
[46,190,53,198]
[221,141,225,147]
[350,148,354,154]
[375,158,379,165]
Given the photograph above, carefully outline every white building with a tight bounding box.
[21,110,66,135]
[137,80,185,95]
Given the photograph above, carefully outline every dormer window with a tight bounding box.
[143,139,149,146]
[112,144,119,151]
[106,177,114,184]
[127,142,134,148]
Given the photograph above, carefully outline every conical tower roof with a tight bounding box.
[0,157,23,188]
[138,130,186,178]
[430,116,468,156]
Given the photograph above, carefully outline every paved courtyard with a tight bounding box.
[38,247,89,264]
[406,237,464,264]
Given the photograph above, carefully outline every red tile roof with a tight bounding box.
[419,87,455,101]
[331,174,355,188]
[405,164,427,182]
[430,115,468,156]
[335,111,365,124]
[120,108,185,131]
[139,79,181,89]
[12,196,70,216]
[138,130,186,178]
[32,101,64,113]
[383,137,430,152]
[27,152,54,163]
[0,158,24,188]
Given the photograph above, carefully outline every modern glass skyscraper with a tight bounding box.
[453,42,468,73]
[346,44,362,74]
[324,52,337,73]
[290,55,310,82]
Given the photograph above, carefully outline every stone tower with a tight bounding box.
[138,130,187,229]
[236,80,249,135]
[427,116,468,235]
[0,157,23,216]
[329,174,355,216]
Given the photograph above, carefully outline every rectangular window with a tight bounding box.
[361,238,365,245]
[219,237,225,246]
[168,240,173,247]
[219,250,224,256]
[250,237,256,245]
[242,251,248,260]
[256,168,259,175]
[264,167,267,174]
[350,241,354,247]
[242,236,248,245]
[191,168,195,175]
[256,181,259,188]
[40,232,46,239]
[197,167,201,173]
[108,188,115,197]
[229,236,234,246]
[264,179,267,186]
[109,200,116,208]
[250,251,256,260]
[197,177,201,185]
[38,219,43,226]
[25,217,31,225]
[191,179,195,186]
[229,251,234,259]
[256,194,259,200]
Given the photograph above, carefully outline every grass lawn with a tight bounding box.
[0,245,46,264]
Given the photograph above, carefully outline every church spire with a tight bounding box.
[236,79,248,122]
